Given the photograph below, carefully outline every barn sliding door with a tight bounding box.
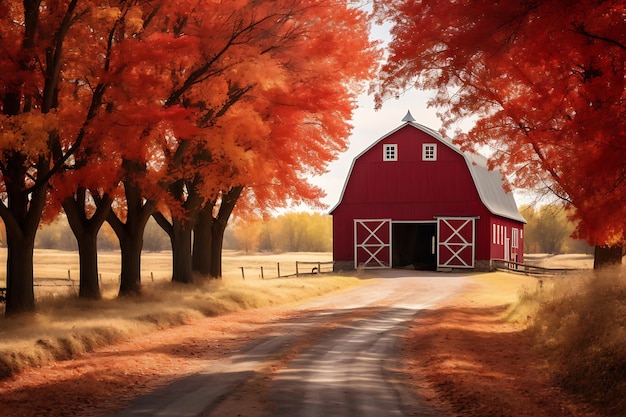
[437,217,475,268]
[354,219,391,269]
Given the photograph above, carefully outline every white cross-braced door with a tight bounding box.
[437,217,475,268]
[354,219,392,269]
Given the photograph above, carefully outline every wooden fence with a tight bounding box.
[492,259,579,275]
[238,260,334,280]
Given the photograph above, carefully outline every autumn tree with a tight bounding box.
[153,1,378,281]
[0,1,111,314]
[230,216,263,254]
[521,204,570,254]
[53,5,128,299]
[42,1,199,298]
[372,0,625,267]
[150,1,322,284]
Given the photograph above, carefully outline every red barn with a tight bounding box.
[331,112,526,271]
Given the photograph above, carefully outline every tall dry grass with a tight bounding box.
[0,269,359,381]
[514,266,626,416]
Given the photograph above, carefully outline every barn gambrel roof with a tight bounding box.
[331,120,526,224]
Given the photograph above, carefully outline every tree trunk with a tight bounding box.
[63,192,112,300]
[106,173,155,297]
[210,219,227,278]
[192,205,213,276]
[593,245,624,269]
[5,235,36,315]
[152,179,202,285]
[171,219,194,284]
[118,232,144,296]
[76,232,101,299]
[192,186,243,279]
[2,154,48,316]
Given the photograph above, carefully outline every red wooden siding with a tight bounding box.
[489,217,525,263]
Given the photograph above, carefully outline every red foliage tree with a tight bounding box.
[0,0,112,314]
[372,0,625,266]
[152,1,379,281]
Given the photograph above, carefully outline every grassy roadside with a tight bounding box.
[509,266,626,416]
[0,275,361,380]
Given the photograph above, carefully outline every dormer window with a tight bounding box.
[422,143,437,161]
[383,144,397,161]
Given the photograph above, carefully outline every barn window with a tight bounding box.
[383,144,397,161]
[422,143,437,161]
[512,228,519,248]
[493,224,497,244]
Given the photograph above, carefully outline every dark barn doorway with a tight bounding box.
[392,222,437,270]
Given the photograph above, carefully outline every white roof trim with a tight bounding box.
[330,121,526,224]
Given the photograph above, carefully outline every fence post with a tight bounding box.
[240,267,245,280]
[318,262,321,275]
[296,261,299,277]
[277,263,280,278]
[260,266,264,279]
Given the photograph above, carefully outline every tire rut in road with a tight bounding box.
[266,307,442,417]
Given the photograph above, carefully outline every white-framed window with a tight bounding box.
[383,144,397,161]
[493,224,497,244]
[422,143,437,161]
[512,228,519,248]
[520,229,523,240]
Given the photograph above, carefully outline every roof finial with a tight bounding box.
[402,110,416,122]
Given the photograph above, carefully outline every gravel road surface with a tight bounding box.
[110,270,470,417]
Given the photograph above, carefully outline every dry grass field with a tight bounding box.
[524,253,594,269]
[0,249,333,298]
[0,249,351,380]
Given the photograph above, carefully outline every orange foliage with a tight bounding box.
[373,0,625,246]
[2,0,378,221]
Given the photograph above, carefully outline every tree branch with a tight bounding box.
[573,23,626,51]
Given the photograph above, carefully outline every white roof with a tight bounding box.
[332,121,526,224]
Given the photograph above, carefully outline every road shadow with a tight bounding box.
[398,304,601,417]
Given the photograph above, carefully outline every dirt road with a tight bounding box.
[111,271,468,417]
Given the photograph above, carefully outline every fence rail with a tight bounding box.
[238,260,334,280]
[493,259,579,275]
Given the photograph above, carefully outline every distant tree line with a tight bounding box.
[20,212,329,254]
[520,203,592,255]
[225,212,332,253]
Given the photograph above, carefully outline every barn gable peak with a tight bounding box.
[401,110,416,122]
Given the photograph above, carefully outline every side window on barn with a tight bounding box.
[512,228,519,248]
[383,144,398,161]
[422,143,437,161]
